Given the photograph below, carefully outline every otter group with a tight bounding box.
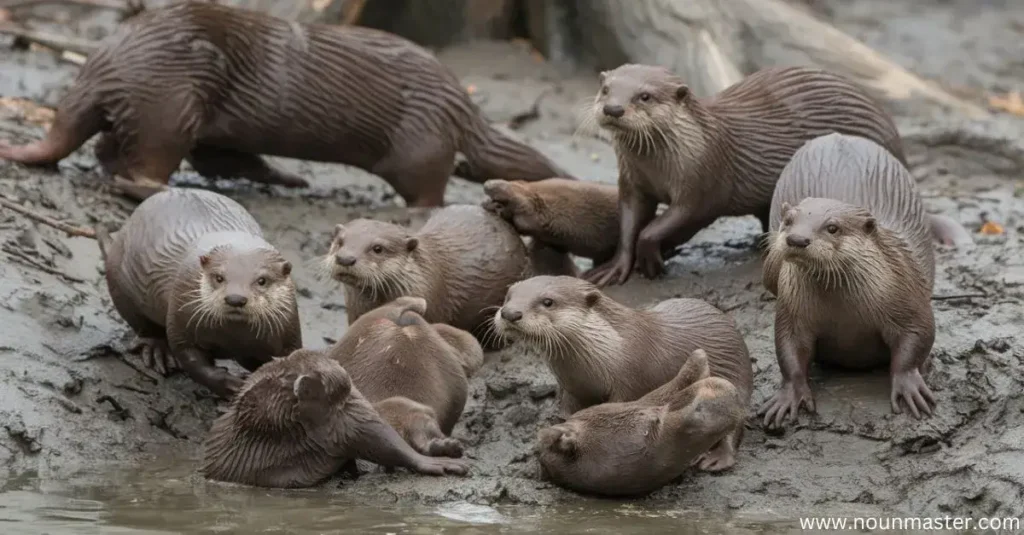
[0,2,976,499]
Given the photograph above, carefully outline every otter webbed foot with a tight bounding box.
[411,455,470,476]
[424,437,464,458]
[634,237,666,280]
[582,252,633,287]
[692,437,737,472]
[758,380,815,429]
[890,369,935,419]
[130,336,175,376]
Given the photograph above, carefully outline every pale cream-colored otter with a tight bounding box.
[201,348,469,488]
[536,349,745,496]
[494,275,752,472]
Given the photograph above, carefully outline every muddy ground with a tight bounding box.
[1,0,1024,522]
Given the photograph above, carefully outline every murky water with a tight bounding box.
[0,459,808,535]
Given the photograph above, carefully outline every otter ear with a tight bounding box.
[333,224,345,239]
[279,261,292,277]
[864,217,876,234]
[675,84,690,101]
[405,237,419,252]
[584,291,601,308]
[555,431,578,456]
[199,254,211,268]
[293,374,326,402]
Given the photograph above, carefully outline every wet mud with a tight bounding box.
[1,0,1023,523]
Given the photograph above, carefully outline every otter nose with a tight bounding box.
[224,294,248,308]
[335,254,357,267]
[786,235,811,248]
[602,104,625,118]
[501,308,523,323]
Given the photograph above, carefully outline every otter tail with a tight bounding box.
[0,84,105,166]
[929,214,974,247]
[455,113,573,183]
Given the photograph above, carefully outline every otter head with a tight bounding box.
[592,64,695,147]
[493,275,603,349]
[775,198,878,271]
[536,404,672,496]
[195,246,294,330]
[325,219,420,294]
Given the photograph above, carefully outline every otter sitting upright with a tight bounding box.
[759,133,940,428]
[99,188,301,398]
[494,275,752,472]
[537,349,746,497]
[201,349,469,488]
[328,296,484,457]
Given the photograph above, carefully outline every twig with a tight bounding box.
[1,0,129,11]
[508,88,551,131]
[0,193,97,238]
[0,21,99,56]
[931,293,988,301]
[2,244,86,282]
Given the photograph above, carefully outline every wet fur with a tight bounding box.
[327,297,484,457]
[536,349,746,497]
[325,205,536,343]
[0,2,568,206]
[495,275,752,471]
[582,64,905,285]
[103,188,301,398]
[201,349,469,488]
[760,133,937,427]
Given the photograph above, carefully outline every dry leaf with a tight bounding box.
[980,221,1004,235]
[0,97,55,127]
[988,91,1024,116]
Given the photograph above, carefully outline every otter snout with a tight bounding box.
[602,104,625,118]
[500,308,523,323]
[224,294,248,308]
[335,254,357,267]
[785,235,811,248]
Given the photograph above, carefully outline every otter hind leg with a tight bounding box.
[186,145,309,188]
[693,431,739,473]
[372,135,455,208]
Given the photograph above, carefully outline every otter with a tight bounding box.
[494,275,752,471]
[99,188,300,399]
[328,296,483,457]
[580,64,908,287]
[324,205,535,344]
[0,2,569,205]
[201,348,469,488]
[759,133,940,428]
[537,349,746,497]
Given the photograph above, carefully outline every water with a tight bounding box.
[0,460,808,535]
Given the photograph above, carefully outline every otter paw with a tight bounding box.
[206,367,244,400]
[582,254,632,287]
[130,336,175,376]
[693,444,737,473]
[111,176,168,202]
[759,381,815,429]
[890,370,935,419]
[425,437,464,458]
[634,240,665,280]
[414,456,470,476]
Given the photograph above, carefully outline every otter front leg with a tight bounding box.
[759,306,816,429]
[886,326,937,419]
[172,346,244,399]
[186,145,309,188]
[633,205,697,280]
[353,417,468,476]
[583,182,657,287]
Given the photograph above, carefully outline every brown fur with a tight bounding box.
[0,2,569,205]
[759,133,937,428]
[99,188,301,399]
[325,205,539,345]
[580,64,905,287]
[537,349,746,497]
[327,296,483,458]
[495,275,752,472]
[201,349,469,488]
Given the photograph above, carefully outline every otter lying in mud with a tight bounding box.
[494,275,752,472]
[201,349,469,488]
[537,349,745,497]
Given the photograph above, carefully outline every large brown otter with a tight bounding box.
[328,296,483,457]
[759,133,939,428]
[0,2,569,205]
[580,64,907,287]
[99,188,300,399]
[494,275,752,471]
[201,348,468,488]
[324,205,534,343]
[537,349,746,497]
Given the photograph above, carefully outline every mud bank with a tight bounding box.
[1,0,1023,522]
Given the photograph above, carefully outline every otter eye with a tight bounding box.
[256,277,267,286]
[826,224,839,234]
[214,274,225,284]
[541,298,554,307]
[638,92,651,102]
[372,244,384,254]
